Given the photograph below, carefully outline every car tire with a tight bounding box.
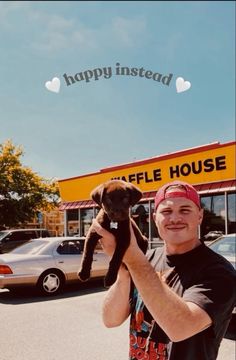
[37,269,65,296]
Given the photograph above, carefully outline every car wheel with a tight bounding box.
[37,270,65,296]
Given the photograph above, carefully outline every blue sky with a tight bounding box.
[0,1,235,181]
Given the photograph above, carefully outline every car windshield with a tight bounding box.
[0,231,8,240]
[10,240,48,254]
[210,235,236,256]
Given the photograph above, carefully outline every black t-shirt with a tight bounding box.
[129,243,236,360]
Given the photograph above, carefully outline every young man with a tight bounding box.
[92,180,236,360]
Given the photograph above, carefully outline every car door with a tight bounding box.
[92,244,110,278]
[53,240,83,281]
[53,240,109,281]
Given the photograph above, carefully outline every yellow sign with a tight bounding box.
[59,142,235,202]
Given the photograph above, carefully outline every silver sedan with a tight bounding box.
[208,233,236,338]
[208,234,236,269]
[0,237,109,295]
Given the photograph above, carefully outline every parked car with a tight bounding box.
[208,234,236,339]
[0,228,51,253]
[203,230,224,241]
[0,237,109,296]
[209,234,236,269]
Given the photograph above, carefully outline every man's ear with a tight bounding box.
[91,183,105,207]
[126,183,143,206]
[198,208,204,225]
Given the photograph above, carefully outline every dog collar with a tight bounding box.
[110,221,118,229]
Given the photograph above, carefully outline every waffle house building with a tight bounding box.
[58,141,236,243]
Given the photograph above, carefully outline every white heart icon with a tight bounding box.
[45,77,60,93]
[176,77,191,93]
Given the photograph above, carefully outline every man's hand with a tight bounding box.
[92,219,116,257]
[92,219,131,279]
[122,220,145,264]
[92,219,143,264]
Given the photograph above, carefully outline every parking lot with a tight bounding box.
[0,283,235,360]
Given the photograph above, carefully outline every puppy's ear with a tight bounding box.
[126,183,142,206]
[91,183,105,207]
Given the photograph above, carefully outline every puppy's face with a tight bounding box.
[103,186,131,221]
[91,180,142,222]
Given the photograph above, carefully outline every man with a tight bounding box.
[92,180,236,360]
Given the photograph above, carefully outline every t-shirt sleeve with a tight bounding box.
[183,264,236,335]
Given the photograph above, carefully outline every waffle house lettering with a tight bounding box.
[169,156,226,179]
[111,169,162,184]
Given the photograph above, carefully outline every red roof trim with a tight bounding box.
[195,179,236,194]
[59,141,235,183]
[59,200,96,211]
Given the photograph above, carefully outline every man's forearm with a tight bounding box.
[124,249,212,342]
[102,266,131,328]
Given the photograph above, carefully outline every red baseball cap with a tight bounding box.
[154,181,200,210]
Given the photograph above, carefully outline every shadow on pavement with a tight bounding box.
[0,279,107,305]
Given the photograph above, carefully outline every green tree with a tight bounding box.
[0,140,59,228]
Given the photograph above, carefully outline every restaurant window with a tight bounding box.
[200,194,226,239]
[150,201,160,241]
[94,207,100,216]
[131,202,149,238]
[227,192,236,233]
[67,209,79,235]
[80,208,94,236]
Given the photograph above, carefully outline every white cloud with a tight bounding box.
[0,1,29,27]
[0,3,147,54]
[0,1,24,14]
[111,16,147,47]
[32,18,99,53]
[32,14,147,54]
[47,14,74,31]
[71,24,98,50]
[32,30,69,53]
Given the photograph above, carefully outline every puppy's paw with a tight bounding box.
[78,269,90,282]
[104,272,117,287]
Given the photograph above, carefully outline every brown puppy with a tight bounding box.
[78,180,148,287]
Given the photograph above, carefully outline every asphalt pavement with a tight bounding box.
[0,285,235,360]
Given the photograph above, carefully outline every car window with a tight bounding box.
[41,230,50,238]
[10,231,36,241]
[0,230,36,242]
[36,230,50,238]
[216,243,234,254]
[57,240,82,255]
[0,231,8,240]
[210,236,236,255]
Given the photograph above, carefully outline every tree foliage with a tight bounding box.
[0,140,60,228]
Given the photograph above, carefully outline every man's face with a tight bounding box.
[154,193,203,249]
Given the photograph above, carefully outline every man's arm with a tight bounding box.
[102,264,131,327]
[124,246,212,342]
[121,223,212,342]
[94,220,212,341]
[92,221,131,327]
